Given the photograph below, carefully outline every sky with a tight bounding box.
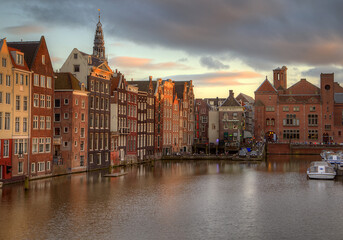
[1,0,343,99]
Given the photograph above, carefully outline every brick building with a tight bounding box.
[126,84,138,162]
[110,91,119,166]
[154,79,164,156]
[194,99,210,153]
[162,79,174,155]
[254,66,343,143]
[172,94,180,153]
[54,72,89,173]
[9,36,54,179]
[137,91,147,161]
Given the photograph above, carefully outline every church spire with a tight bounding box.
[93,9,106,60]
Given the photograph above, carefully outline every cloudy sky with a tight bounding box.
[1,0,343,98]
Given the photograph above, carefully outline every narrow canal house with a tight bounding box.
[162,79,174,155]
[154,79,164,157]
[8,36,54,179]
[126,84,138,163]
[172,93,180,154]
[60,14,112,170]
[111,72,129,162]
[194,99,210,153]
[53,73,89,173]
[110,90,119,166]
[0,38,14,182]
[137,90,147,161]
[254,66,343,143]
[131,77,156,159]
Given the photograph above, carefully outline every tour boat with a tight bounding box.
[307,161,336,180]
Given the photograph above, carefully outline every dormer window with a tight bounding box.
[16,53,24,65]
[42,55,45,65]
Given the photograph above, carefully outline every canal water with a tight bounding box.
[1,155,343,240]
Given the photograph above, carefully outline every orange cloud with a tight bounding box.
[110,56,190,70]
[4,25,47,35]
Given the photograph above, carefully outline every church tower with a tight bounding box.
[93,10,106,60]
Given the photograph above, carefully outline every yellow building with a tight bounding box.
[0,38,14,181]
[8,45,31,180]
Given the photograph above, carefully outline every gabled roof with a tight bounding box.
[255,78,277,93]
[334,82,343,93]
[55,72,81,90]
[221,92,241,107]
[7,40,40,69]
[236,93,254,104]
[131,80,156,93]
[286,78,319,95]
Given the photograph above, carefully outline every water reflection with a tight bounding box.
[1,157,343,240]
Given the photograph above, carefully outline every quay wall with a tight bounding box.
[267,143,343,155]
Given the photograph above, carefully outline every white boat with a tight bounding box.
[307,161,336,180]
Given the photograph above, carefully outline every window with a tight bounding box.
[46,116,51,129]
[16,95,20,110]
[15,117,20,132]
[42,55,45,65]
[40,95,45,108]
[266,106,275,112]
[32,138,38,153]
[34,94,39,107]
[80,156,85,166]
[64,98,69,105]
[90,133,93,150]
[63,141,68,147]
[31,163,35,173]
[6,93,10,104]
[80,141,85,151]
[33,116,38,129]
[82,100,85,108]
[55,99,61,108]
[40,75,45,87]
[38,162,45,172]
[34,74,39,86]
[74,127,78,133]
[81,113,85,121]
[74,141,77,147]
[90,96,94,109]
[18,162,23,173]
[55,127,61,136]
[0,73,2,84]
[75,98,78,105]
[308,114,318,126]
[23,118,27,132]
[54,113,60,122]
[40,116,45,129]
[89,154,93,164]
[74,53,78,59]
[64,127,69,133]
[90,114,94,127]
[81,128,85,138]
[283,130,300,139]
[47,77,52,88]
[75,112,78,118]
[6,75,10,86]
[283,114,299,126]
[308,130,318,140]
[46,95,51,108]
[74,65,80,72]
[97,153,101,165]
[23,96,28,111]
[47,161,51,171]
[0,113,2,130]
[2,58,6,67]
[64,113,69,119]
[310,106,316,112]
[96,97,99,109]
[39,138,45,153]
[5,113,10,130]
[3,140,9,157]
[95,134,98,150]
[283,106,289,112]
[46,138,51,153]
[325,125,331,130]
[0,92,2,103]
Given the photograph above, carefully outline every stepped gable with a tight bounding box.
[55,72,81,90]
[286,78,320,95]
[255,78,277,93]
[7,40,40,69]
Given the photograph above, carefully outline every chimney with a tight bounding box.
[229,90,234,98]
[149,76,152,81]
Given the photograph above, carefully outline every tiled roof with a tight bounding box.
[286,79,320,95]
[236,93,254,104]
[221,92,241,107]
[55,72,81,90]
[7,47,30,71]
[130,80,156,93]
[7,41,40,69]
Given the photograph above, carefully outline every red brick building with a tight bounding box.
[126,84,138,162]
[54,73,89,173]
[255,66,343,143]
[9,36,54,179]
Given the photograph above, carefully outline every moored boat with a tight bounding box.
[307,161,336,180]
